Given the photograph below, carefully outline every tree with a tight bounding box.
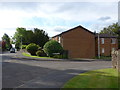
[100,23,120,49]
[25,30,34,44]
[2,33,12,50]
[1,41,6,51]
[43,40,64,57]
[13,27,28,49]
[32,28,49,47]
[13,27,49,49]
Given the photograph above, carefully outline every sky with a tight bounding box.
[0,0,118,40]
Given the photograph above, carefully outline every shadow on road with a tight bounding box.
[2,61,88,88]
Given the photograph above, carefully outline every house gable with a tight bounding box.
[52,25,118,58]
[52,25,94,38]
[60,26,95,58]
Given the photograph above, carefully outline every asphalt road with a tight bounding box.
[2,52,112,88]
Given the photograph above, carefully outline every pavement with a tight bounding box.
[13,50,111,62]
[2,51,112,89]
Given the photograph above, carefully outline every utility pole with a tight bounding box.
[98,33,100,58]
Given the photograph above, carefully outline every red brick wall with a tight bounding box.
[60,28,95,59]
[95,38,118,56]
[52,36,59,41]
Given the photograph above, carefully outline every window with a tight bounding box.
[58,36,61,43]
[101,38,104,44]
[111,38,116,44]
[102,48,104,53]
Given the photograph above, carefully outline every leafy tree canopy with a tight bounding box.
[100,23,120,35]
[2,33,12,50]
[13,27,49,49]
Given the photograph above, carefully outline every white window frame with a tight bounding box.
[101,38,104,44]
[111,38,116,44]
[102,48,105,53]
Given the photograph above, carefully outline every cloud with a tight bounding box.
[0,2,118,39]
[118,2,120,25]
[87,19,117,33]
[0,2,39,12]
[98,16,111,21]
[54,28,64,32]
[1,2,117,23]
[52,26,69,32]
[52,2,117,22]
[0,28,16,40]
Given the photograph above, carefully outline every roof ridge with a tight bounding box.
[52,25,94,38]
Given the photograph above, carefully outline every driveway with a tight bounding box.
[2,52,112,88]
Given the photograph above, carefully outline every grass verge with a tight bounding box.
[93,56,111,59]
[22,52,53,59]
[63,68,119,88]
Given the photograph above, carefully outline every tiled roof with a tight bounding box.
[95,33,118,38]
[52,25,94,38]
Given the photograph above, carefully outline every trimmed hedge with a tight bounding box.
[43,40,63,57]
[26,43,39,55]
[36,50,47,57]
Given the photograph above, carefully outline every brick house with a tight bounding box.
[52,25,118,59]
[95,33,118,57]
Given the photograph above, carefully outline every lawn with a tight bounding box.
[63,68,119,88]
[22,52,53,59]
[94,56,111,60]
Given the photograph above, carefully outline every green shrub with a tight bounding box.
[22,45,27,49]
[53,54,63,59]
[36,50,47,57]
[26,43,39,55]
[43,40,63,57]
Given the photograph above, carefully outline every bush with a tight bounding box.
[53,54,63,59]
[22,45,27,49]
[43,40,63,57]
[26,43,39,55]
[36,50,47,57]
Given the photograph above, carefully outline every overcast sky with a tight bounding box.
[0,1,118,40]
